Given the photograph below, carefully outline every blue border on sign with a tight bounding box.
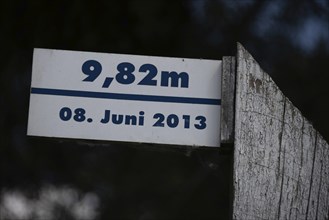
[31,88,221,105]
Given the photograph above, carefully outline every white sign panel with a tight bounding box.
[27,49,221,147]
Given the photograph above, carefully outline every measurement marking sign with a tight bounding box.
[27,49,222,147]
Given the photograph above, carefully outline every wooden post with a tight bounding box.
[221,56,236,144]
[231,43,329,219]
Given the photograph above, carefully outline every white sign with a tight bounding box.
[27,49,221,147]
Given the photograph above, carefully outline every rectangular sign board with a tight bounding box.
[27,49,221,147]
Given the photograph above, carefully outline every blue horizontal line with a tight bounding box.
[31,88,221,105]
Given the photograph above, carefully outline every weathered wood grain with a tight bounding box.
[278,99,316,219]
[307,133,329,220]
[221,56,236,143]
[233,43,286,219]
[232,43,329,220]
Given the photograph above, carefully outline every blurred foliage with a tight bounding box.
[0,0,328,219]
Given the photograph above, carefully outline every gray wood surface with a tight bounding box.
[221,56,236,143]
[232,43,329,220]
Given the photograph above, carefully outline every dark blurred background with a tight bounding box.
[0,0,328,219]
